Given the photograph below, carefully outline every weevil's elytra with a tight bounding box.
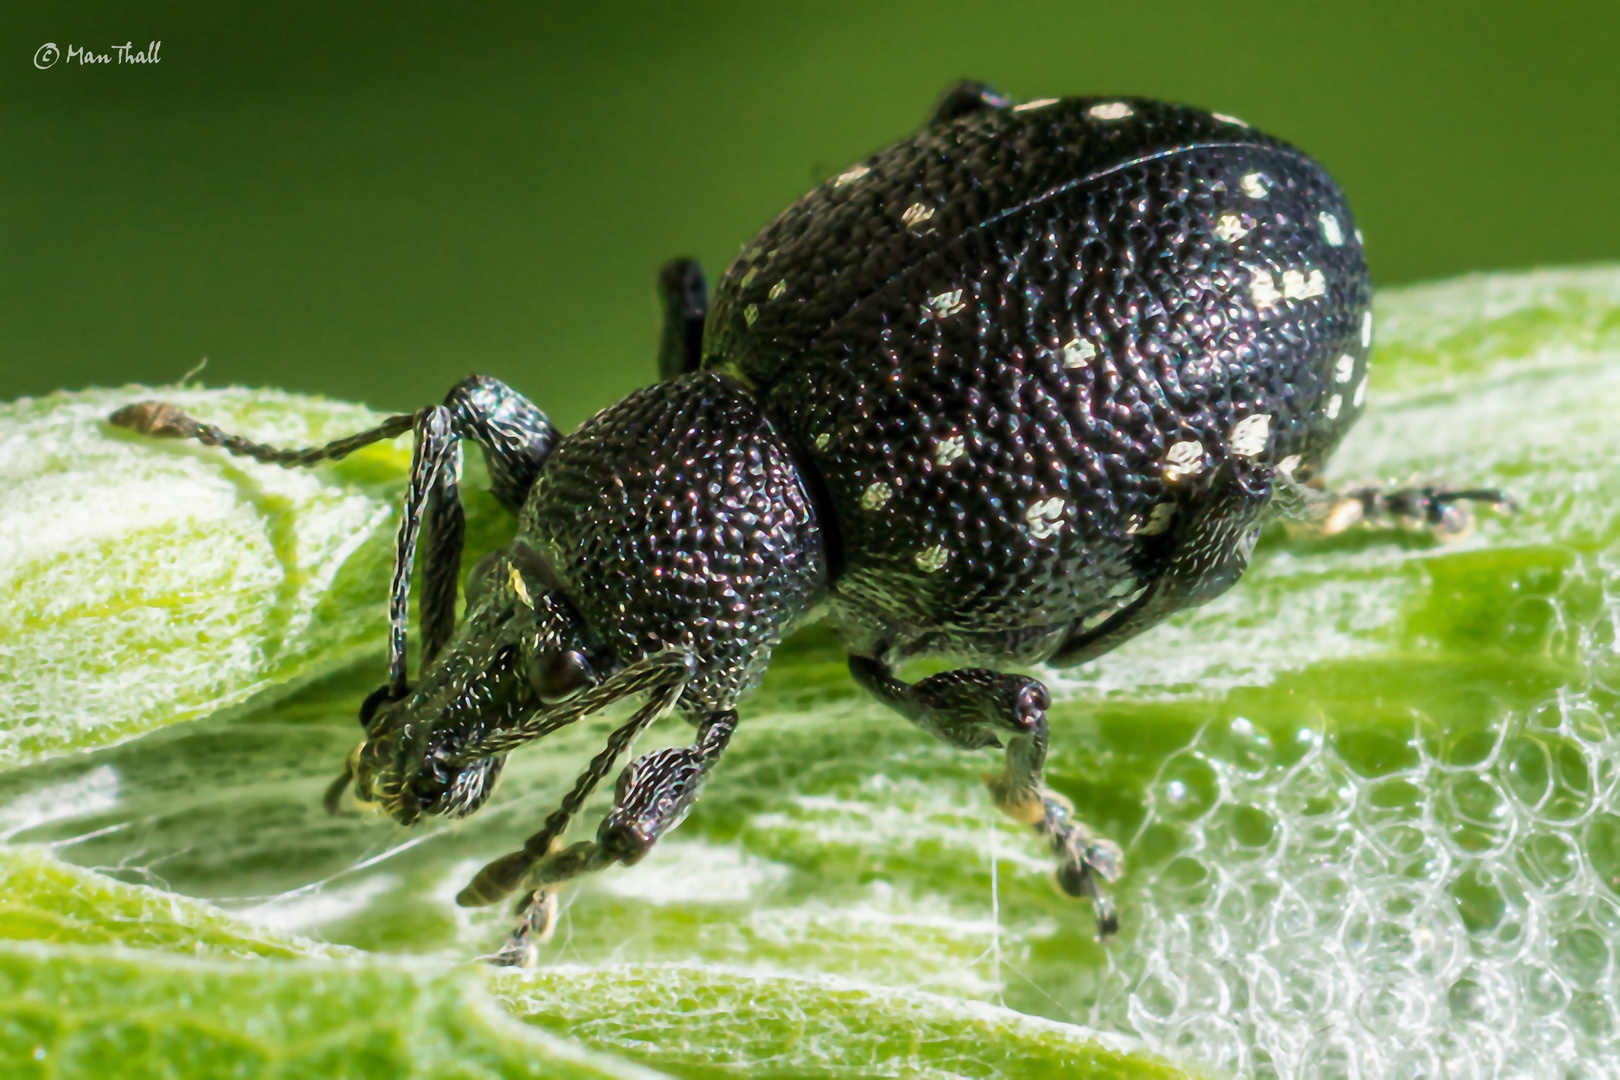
[109,81,1510,964]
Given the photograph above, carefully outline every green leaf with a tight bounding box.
[3,266,1620,1077]
[0,388,410,767]
[0,845,656,1078]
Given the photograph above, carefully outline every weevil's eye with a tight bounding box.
[528,649,596,703]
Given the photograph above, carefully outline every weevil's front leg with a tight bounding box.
[848,655,1122,937]
[452,650,695,904]
[1274,468,1514,541]
[484,710,738,967]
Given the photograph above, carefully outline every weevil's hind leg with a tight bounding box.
[656,259,708,381]
[488,709,738,968]
[1275,469,1514,542]
[927,80,1013,127]
[1049,458,1275,669]
[848,655,1121,938]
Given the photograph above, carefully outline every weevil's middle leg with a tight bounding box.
[656,258,708,381]
[848,654,1122,938]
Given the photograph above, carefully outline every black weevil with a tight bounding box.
[110,82,1505,964]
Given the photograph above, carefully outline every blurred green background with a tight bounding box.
[2,0,1617,427]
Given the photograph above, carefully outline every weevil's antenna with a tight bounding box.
[108,400,419,468]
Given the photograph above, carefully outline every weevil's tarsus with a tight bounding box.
[1276,471,1516,542]
[490,884,563,968]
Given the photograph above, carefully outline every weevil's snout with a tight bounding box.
[343,703,507,826]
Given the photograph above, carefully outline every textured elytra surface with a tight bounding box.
[3,268,1620,1079]
[706,97,1371,655]
[526,372,827,712]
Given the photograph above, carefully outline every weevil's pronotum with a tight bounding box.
[111,83,1507,964]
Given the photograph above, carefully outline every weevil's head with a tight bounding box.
[332,543,602,826]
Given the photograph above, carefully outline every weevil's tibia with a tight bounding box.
[484,708,737,968]
[455,649,697,909]
[1049,458,1274,669]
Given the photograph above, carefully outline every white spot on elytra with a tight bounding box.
[1215,213,1250,243]
[1025,496,1066,540]
[1060,338,1097,369]
[1326,394,1343,420]
[1355,228,1365,246]
[1212,112,1249,128]
[1319,212,1344,246]
[1089,102,1134,120]
[1164,440,1206,481]
[915,545,950,573]
[1250,270,1281,309]
[1278,454,1302,477]
[1132,502,1176,536]
[902,202,935,228]
[1013,98,1059,113]
[768,280,787,301]
[1281,268,1327,300]
[744,304,759,326]
[1229,413,1272,457]
[1241,173,1269,199]
[1335,353,1356,383]
[933,435,966,467]
[1353,376,1368,408]
[926,289,966,318]
[814,432,830,451]
[834,163,871,187]
[1361,311,1374,347]
[860,481,892,510]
